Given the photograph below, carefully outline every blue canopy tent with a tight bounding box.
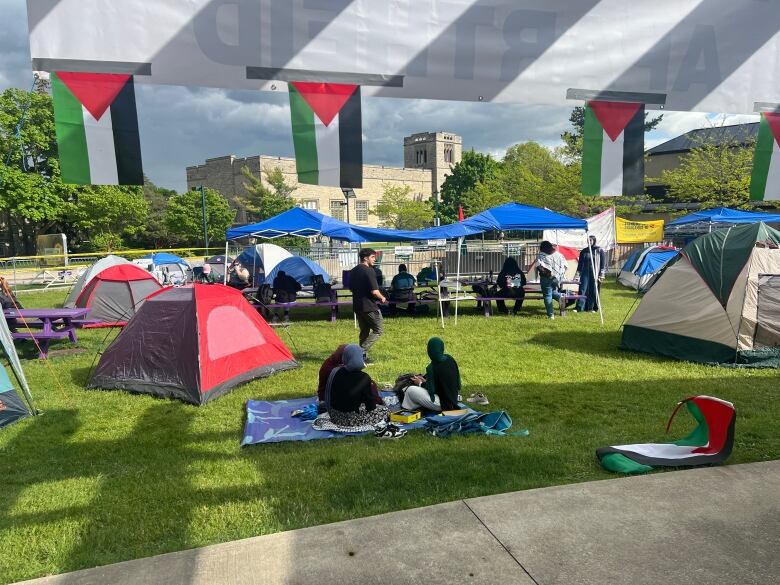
[461,202,588,232]
[141,252,191,285]
[666,207,780,236]
[143,252,190,266]
[265,256,331,286]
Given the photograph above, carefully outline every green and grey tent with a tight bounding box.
[621,222,780,365]
[597,396,735,474]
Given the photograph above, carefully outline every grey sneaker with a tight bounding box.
[466,392,489,406]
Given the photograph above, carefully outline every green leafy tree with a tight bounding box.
[438,150,499,223]
[65,185,149,250]
[372,184,434,229]
[236,166,296,221]
[127,178,178,248]
[0,83,74,253]
[164,187,234,246]
[651,141,755,208]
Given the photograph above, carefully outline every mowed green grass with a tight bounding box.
[1,284,778,582]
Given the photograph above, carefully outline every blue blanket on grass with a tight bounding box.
[241,392,430,446]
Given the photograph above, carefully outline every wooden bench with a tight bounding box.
[251,297,447,322]
[458,293,586,317]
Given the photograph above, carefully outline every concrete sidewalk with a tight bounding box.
[18,460,779,585]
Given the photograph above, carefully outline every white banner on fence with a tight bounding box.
[26,0,780,113]
[544,208,616,251]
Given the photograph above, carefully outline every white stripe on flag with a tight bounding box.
[82,107,118,184]
[600,129,624,196]
[314,113,340,187]
[765,138,780,201]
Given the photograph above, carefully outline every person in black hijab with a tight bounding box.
[495,257,526,314]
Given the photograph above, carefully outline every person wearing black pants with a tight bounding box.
[349,248,386,363]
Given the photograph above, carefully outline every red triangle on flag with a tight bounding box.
[764,112,780,147]
[458,205,465,221]
[290,82,358,127]
[589,101,642,142]
[56,72,131,120]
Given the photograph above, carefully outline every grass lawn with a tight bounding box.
[1,284,778,582]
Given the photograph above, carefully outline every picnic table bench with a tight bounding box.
[250,297,448,322]
[4,308,90,358]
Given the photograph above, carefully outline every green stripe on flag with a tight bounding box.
[750,115,775,201]
[288,85,318,185]
[52,73,90,184]
[582,105,603,196]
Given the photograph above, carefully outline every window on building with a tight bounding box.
[444,147,452,163]
[355,200,369,222]
[330,199,345,220]
[301,199,318,210]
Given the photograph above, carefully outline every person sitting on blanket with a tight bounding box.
[317,344,382,407]
[323,344,389,428]
[401,337,461,413]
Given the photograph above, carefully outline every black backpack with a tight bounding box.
[257,284,274,305]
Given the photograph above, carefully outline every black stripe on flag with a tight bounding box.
[622,105,644,196]
[110,77,144,185]
[338,86,362,189]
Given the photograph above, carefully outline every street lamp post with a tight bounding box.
[433,190,441,226]
[341,188,356,223]
[193,185,209,249]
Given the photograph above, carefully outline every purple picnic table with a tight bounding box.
[4,308,90,359]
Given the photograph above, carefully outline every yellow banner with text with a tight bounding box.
[616,218,664,243]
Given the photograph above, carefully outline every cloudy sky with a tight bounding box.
[2,0,759,193]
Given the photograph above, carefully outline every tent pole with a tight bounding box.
[223,241,229,285]
[455,237,463,325]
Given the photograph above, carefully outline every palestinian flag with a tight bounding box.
[597,396,736,474]
[51,72,143,185]
[582,100,644,197]
[288,82,362,188]
[749,112,780,201]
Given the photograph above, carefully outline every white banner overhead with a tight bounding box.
[26,0,780,113]
[544,208,616,251]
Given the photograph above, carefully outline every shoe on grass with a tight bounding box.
[363,356,375,366]
[375,424,406,439]
[466,392,489,405]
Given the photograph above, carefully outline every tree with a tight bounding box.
[65,185,149,250]
[164,187,235,246]
[127,178,178,248]
[438,150,499,223]
[561,105,664,156]
[236,166,295,221]
[651,141,755,208]
[372,184,434,230]
[0,84,74,253]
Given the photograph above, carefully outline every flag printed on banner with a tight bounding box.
[51,72,143,185]
[749,112,780,201]
[288,82,362,188]
[582,101,644,197]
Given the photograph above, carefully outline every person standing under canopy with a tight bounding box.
[527,241,568,320]
[576,235,607,313]
[349,248,386,363]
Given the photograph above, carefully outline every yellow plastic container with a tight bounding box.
[390,410,422,424]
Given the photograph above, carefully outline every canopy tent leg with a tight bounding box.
[455,237,463,325]
[223,242,229,285]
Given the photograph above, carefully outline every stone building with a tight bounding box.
[186,131,462,226]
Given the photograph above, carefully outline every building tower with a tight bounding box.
[403,131,462,196]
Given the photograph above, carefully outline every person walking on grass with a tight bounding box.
[349,248,386,363]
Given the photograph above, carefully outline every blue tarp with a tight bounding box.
[265,256,330,286]
[142,252,190,266]
[227,203,586,242]
[667,207,780,226]
[462,202,588,231]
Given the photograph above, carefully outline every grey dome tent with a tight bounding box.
[64,254,130,308]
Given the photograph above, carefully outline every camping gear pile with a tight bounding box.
[622,222,780,365]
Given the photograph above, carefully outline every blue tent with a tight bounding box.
[462,203,588,232]
[265,256,330,286]
[226,207,363,241]
[142,252,190,266]
[0,364,30,429]
[618,246,678,290]
[667,207,780,228]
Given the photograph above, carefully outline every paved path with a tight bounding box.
[17,460,779,585]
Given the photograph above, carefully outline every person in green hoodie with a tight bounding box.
[401,337,461,412]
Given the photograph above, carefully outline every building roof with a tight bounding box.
[647,123,758,155]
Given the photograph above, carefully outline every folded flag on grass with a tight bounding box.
[288,81,362,188]
[52,72,143,185]
[597,396,735,474]
[750,112,780,201]
[582,100,644,197]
